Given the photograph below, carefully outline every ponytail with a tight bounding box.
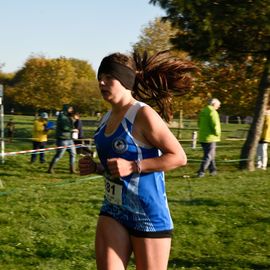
[133,50,198,122]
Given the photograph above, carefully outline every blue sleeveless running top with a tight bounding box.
[94,101,173,232]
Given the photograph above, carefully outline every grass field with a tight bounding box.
[0,115,270,269]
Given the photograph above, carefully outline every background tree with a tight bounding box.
[132,17,178,55]
[5,56,100,115]
[68,58,101,115]
[132,17,201,119]
[196,57,264,117]
[7,57,75,112]
[131,16,261,121]
[150,0,270,170]
[0,68,17,114]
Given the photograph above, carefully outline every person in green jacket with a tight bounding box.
[256,105,270,170]
[197,98,221,177]
[48,104,78,174]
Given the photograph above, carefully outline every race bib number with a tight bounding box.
[105,178,123,205]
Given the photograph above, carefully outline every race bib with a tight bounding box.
[105,178,123,205]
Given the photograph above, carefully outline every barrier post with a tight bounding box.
[0,84,4,164]
[192,131,197,149]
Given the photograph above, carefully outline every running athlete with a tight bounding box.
[79,51,197,270]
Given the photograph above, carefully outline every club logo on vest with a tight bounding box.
[112,137,128,154]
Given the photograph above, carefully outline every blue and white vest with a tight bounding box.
[94,101,173,232]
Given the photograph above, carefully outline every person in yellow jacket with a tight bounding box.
[31,112,50,163]
[256,106,270,170]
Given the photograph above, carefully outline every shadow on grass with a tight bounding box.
[168,256,270,270]
[169,198,223,207]
[169,257,219,269]
[257,217,270,224]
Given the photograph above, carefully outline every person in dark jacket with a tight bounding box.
[5,118,15,143]
[73,112,83,140]
[73,112,85,154]
[48,104,77,174]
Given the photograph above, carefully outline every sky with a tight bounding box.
[0,0,165,73]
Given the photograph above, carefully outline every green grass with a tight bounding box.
[0,116,270,269]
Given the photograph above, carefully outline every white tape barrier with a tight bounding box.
[0,144,96,157]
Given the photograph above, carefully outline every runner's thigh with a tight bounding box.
[131,236,171,270]
[95,215,132,270]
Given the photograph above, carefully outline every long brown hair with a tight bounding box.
[133,50,198,122]
[100,51,198,122]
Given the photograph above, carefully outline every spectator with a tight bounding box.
[197,98,221,177]
[73,112,83,141]
[5,118,15,143]
[47,104,77,174]
[73,112,85,154]
[31,112,50,163]
[256,105,270,170]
